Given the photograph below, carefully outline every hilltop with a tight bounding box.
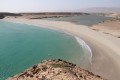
[7,59,105,80]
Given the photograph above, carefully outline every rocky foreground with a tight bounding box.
[7,59,105,80]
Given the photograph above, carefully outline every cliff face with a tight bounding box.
[7,59,105,80]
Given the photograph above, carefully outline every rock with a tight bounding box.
[0,14,5,19]
[7,59,106,80]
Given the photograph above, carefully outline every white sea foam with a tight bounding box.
[75,36,92,64]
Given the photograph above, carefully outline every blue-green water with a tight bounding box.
[42,15,114,26]
[0,21,91,80]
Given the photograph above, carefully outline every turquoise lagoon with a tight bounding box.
[0,21,91,80]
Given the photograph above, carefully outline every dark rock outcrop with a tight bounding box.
[7,59,106,80]
[0,13,22,16]
[0,14,5,19]
[0,13,22,19]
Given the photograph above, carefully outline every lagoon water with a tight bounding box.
[0,21,91,80]
[42,15,114,26]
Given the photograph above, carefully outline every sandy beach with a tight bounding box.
[3,18,120,80]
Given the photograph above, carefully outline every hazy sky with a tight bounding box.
[0,0,120,12]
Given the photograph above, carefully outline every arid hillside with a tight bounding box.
[7,59,105,80]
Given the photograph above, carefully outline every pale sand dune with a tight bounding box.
[3,18,120,80]
[91,20,120,38]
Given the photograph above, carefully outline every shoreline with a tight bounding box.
[75,36,92,64]
[3,18,120,80]
[2,19,93,65]
[3,19,93,68]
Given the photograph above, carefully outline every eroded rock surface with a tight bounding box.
[7,59,105,80]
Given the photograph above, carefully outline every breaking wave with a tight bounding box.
[75,36,92,64]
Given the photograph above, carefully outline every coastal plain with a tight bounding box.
[3,15,120,80]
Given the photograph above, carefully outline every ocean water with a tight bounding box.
[0,21,91,80]
[41,15,114,26]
